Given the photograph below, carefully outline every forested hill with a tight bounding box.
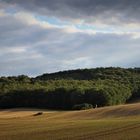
[36,67,140,81]
[0,67,140,110]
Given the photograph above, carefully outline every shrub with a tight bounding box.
[72,103,93,110]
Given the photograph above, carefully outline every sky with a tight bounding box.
[0,0,140,76]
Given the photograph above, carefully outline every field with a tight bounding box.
[0,103,140,140]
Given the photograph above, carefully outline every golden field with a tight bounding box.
[0,103,140,140]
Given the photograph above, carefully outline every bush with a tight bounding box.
[72,103,93,110]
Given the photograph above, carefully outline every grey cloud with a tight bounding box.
[0,14,65,48]
[2,0,140,24]
[0,5,140,76]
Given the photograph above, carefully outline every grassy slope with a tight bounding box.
[0,103,140,140]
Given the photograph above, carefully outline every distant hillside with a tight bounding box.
[0,67,140,110]
[35,67,140,81]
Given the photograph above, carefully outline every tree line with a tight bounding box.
[0,67,140,110]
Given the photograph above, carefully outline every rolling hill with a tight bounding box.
[0,67,140,110]
[0,103,140,140]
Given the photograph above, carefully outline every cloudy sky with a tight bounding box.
[0,0,140,76]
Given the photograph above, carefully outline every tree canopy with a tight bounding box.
[0,67,140,110]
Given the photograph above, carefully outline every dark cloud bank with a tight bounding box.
[3,0,140,24]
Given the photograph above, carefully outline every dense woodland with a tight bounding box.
[0,67,140,110]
